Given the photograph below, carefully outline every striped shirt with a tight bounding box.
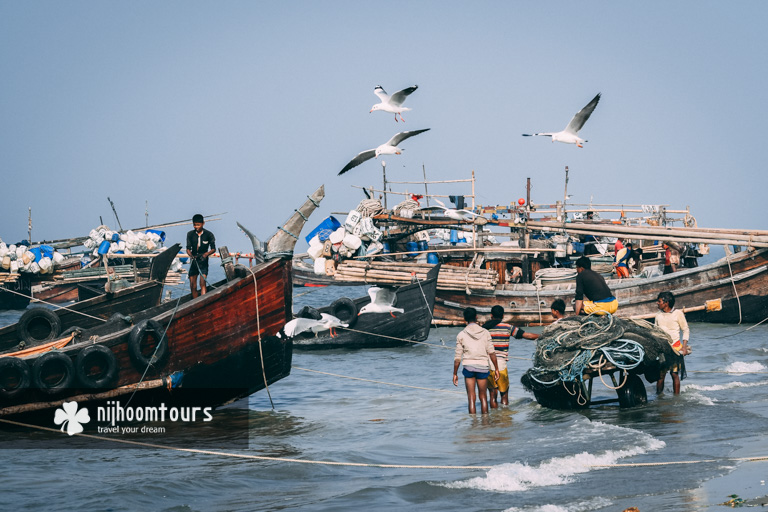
[483,321,525,361]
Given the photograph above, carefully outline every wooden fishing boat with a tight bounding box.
[0,185,324,417]
[293,264,439,350]
[433,246,768,326]
[0,244,180,352]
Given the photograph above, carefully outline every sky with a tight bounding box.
[1,2,766,254]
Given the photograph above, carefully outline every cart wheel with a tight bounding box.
[617,373,648,408]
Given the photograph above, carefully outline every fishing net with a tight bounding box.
[521,314,681,392]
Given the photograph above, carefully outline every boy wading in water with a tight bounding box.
[453,307,499,414]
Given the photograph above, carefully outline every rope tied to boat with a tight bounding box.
[245,266,274,410]
[725,252,743,324]
[0,287,108,322]
[306,195,320,208]
[277,226,299,240]
[294,208,309,221]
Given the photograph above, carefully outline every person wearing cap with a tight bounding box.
[573,256,618,315]
[186,214,216,298]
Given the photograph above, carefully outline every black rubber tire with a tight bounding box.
[297,305,322,320]
[76,344,119,388]
[32,351,75,395]
[617,373,648,408]
[330,297,358,327]
[0,357,31,400]
[16,308,62,345]
[128,319,169,371]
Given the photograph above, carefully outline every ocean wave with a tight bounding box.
[442,426,664,492]
[685,380,768,392]
[724,361,767,373]
[502,497,612,512]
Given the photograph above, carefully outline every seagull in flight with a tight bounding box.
[370,85,418,122]
[522,93,601,148]
[419,198,486,223]
[338,129,430,175]
[282,313,348,338]
[359,287,404,317]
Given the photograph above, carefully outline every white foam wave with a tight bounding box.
[444,433,664,492]
[684,391,716,405]
[685,380,768,392]
[503,498,612,512]
[724,361,767,373]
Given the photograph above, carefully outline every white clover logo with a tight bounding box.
[54,401,90,436]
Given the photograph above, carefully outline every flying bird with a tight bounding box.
[370,84,418,122]
[359,287,404,317]
[282,313,348,338]
[338,129,430,175]
[522,93,601,148]
[419,198,486,223]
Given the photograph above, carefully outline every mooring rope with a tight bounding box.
[246,266,274,410]
[709,315,768,339]
[125,296,183,408]
[292,366,463,395]
[725,252,743,324]
[0,418,490,470]
[0,287,106,322]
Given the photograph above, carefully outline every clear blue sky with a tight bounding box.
[1,2,766,252]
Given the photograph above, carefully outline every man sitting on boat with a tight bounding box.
[573,256,618,316]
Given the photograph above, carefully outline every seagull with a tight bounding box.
[418,198,487,224]
[522,93,601,148]
[359,286,404,317]
[282,313,348,338]
[338,129,430,175]
[370,85,418,122]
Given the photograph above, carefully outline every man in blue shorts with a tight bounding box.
[186,214,216,298]
[453,307,499,414]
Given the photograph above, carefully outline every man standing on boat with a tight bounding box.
[614,242,633,279]
[655,291,690,395]
[573,256,618,315]
[482,305,539,408]
[453,307,499,414]
[186,214,216,298]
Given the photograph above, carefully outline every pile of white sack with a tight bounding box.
[83,225,163,256]
[306,203,385,276]
[0,237,65,275]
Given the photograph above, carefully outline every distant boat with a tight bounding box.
[292,264,439,350]
[0,186,325,418]
[0,244,180,352]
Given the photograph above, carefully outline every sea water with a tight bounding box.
[2,264,768,511]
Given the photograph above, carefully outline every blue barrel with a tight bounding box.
[111,233,121,242]
[427,252,439,264]
[98,240,111,255]
[382,242,390,254]
[458,237,467,243]
[145,229,166,242]
[450,230,458,244]
[417,240,428,252]
[29,247,42,262]
[406,241,419,257]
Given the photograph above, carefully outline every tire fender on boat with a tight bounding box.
[32,351,75,395]
[16,308,62,346]
[76,344,119,388]
[128,319,169,371]
[0,357,31,399]
[330,297,358,328]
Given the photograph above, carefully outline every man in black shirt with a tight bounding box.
[573,256,618,315]
[186,214,216,298]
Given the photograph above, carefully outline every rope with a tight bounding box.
[294,209,309,221]
[591,455,768,468]
[725,252,743,324]
[710,315,768,339]
[412,272,434,324]
[277,226,299,240]
[0,287,107,322]
[0,418,490,470]
[125,296,183,407]
[292,366,463,395]
[306,195,320,208]
[246,266,274,410]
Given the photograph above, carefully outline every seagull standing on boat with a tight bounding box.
[338,129,430,175]
[282,313,348,338]
[370,85,418,122]
[522,93,601,148]
[359,287,404,317]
